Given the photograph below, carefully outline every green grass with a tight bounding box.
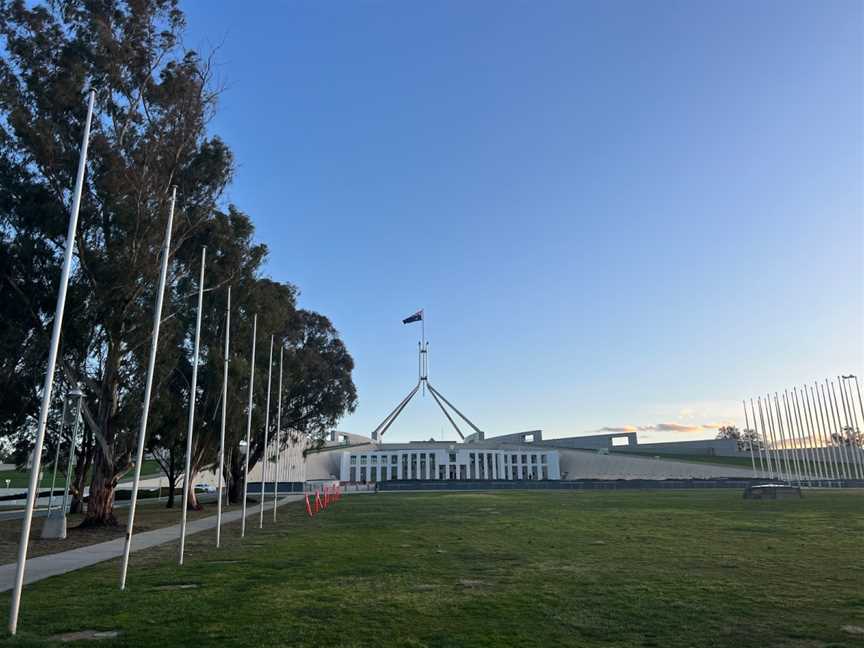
[1,490,863,647]
[611,450,848,476]
[0,460,162,489]
[610,450,767,467]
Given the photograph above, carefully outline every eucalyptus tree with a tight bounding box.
[0,0,233,525]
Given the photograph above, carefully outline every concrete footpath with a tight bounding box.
[0,494,304,593]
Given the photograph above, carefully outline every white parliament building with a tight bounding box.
[301,428,763,484]
[339,441,561,482]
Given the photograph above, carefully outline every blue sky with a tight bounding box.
[183,0,863,443]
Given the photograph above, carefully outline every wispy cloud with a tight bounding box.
[595,421,734,435]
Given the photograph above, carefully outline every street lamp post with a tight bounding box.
[41,387,83,539]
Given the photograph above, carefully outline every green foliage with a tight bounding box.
[0,0,356,523]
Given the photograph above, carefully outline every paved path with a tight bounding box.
[0,494,304,592]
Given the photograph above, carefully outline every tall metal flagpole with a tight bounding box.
[421,311,425,396]
[790,389,811,485]
[782,392,802,484]
[119,187,176,590]
[273,345,283,521]
[803,386,825,482]
[765,392,789,483]
[840,377,864,479]
[773,394,792,483]
[812,384,837,481]
[794,388,818,483]
[751,399,766,476]
[742,401,756,478]
[8,90,94,635]
[259,336,274,527]
[828,380,851,480]
[756,398,774,479]
[841,376,864,479]
[241,315,257,537]
[179,247,206,565]
[836,378,859,479]
[795,387,818,482]
[851,375,864,478]
[216,287,231,548]
[817,383,840,481]
[765,394,786,483]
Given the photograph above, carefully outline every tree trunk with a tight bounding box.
[228,471,243,504]
[81,337,124,527]
[80,458,118,528]
[69,425,93,514]
[185,473,202,511]
[165,472,177,508]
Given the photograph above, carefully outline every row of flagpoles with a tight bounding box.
[742,376,864,485]
[8,90,306,635]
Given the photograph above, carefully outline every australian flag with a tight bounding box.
[402,309,423,324]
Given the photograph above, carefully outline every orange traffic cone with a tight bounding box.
[305,493,313,517]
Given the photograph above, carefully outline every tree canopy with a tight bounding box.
[0,0,356,524]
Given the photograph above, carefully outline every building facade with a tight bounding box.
[339,444,561,482]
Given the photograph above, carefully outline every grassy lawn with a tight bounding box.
[1,489,862,647]
[0,460,163,489]
[610,450,759,467]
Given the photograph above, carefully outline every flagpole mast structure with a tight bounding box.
[241,314,257,537]
[119,187,176,591]
[9,89,94,636]
[372,310,484,444]
[259,336,274,527]
[273,345,283,521]
[179,247,206,565]
[216,287,230,548]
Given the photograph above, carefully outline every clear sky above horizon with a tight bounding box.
[182,0,863,443]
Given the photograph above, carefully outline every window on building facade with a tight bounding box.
[371,455,378,464]
[360,455,367,465]
[521,454,527,464]
[350,456,356,465]
[392,455,398,465]
[449,453,456,463]
[541,454,547,464]
[531,454,537,464]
